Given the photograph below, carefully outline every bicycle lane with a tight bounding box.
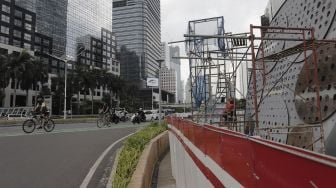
[0,124,144,188]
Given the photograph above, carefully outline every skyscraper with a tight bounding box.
[66,0,112,59]
[15,0,68,57]
[113,0,161,87]
[169,45,183,103]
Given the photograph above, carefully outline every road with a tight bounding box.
[0,121,147,188]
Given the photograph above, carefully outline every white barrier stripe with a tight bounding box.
[169,124,243,188]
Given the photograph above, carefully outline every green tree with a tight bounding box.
[20,58,49,106]
[104,72,117,106]
[0,55,9,105]
[7,51,31,107]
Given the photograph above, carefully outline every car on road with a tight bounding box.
[144,110,159,121]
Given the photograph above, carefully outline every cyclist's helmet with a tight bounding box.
[139,108,143,111]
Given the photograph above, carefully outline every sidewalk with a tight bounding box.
[157,151,176,188]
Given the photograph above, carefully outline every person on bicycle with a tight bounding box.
[101,102,110,114]
[34,96,49,129]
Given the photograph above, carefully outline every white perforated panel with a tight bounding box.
[246,0,336,154]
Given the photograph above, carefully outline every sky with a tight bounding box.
[161,0,269,85]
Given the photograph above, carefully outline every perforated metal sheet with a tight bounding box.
[246,0,336,153]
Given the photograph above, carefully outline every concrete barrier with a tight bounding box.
[128,131,169,188]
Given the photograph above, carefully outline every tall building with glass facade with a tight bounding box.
[66,0,112,60]
[113,0,161,87]
[15,0,68,57]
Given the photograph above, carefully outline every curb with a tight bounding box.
[128,131,169,188]
[106,147,123,188]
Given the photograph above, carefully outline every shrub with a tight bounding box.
[112,122,167,188]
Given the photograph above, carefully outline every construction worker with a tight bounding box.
[223,97,235,121]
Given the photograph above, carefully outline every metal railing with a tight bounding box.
[0,107,34,120]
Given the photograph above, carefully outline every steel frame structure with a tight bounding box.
[248,25,336,153]
[173,20,336,152]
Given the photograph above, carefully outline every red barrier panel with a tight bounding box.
[169,117,336,188]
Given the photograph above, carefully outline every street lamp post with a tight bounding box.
[156,59,164,125]
[41,48,84,120]
[64,59,68,119]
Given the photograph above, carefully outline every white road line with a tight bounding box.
[80,132,135,188]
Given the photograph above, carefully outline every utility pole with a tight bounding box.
[64,59,67,120]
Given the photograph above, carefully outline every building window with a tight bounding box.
[2,5,10,14]
[24,33,31,41]
[52,60,57,66]
[13,39,21,47]
[35,45,41,52]
[14,30,21,38]
[15,10,22,18]
[24,43,31,50]
[1,14,9,23]
[14,19,22,26]
[0,36,9,44]
[25,23,32,31]
[43,40,49,46]
[25,14,32,22]
[35,36,41,43]
[1,26,9,34]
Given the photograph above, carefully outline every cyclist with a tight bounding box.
[101,102,111,114]
[34,96,49,129]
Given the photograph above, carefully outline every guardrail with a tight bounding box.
[0,107,34,120]
[167,117,336,188]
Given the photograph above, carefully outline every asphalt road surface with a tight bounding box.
[0,122,147,188]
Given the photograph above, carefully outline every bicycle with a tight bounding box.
[22,112,55,133]
[97,113,120,128]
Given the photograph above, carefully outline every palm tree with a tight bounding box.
[20,60,34,106]
[7,51,32,107]
[104,72,117,106]
[88,69,101,114]
[20,58,49,106]
[0,55,10,105]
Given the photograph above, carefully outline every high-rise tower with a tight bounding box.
[113,0,161,87]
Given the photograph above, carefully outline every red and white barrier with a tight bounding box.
[167,117,336,188]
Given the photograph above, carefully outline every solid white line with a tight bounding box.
[80,132,135,188]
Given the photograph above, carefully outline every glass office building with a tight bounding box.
[66,0,112,59]
[15,0,68,57]
[113,0,161,86]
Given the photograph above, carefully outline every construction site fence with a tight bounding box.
[167,116,336,187]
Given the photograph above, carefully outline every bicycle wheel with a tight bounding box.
[22,119,36,133]
[44,119,55,132]
[97,115,105,128]
[106,114,113,127]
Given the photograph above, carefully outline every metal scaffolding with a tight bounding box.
[170,18,336,153]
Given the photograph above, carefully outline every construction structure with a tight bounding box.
[171,15,336,155]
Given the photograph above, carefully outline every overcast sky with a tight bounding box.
[161,0,269,84]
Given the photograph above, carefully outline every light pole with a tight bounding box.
[64,59,68,119]
[41,48,84,120]
[156,59,164,125]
